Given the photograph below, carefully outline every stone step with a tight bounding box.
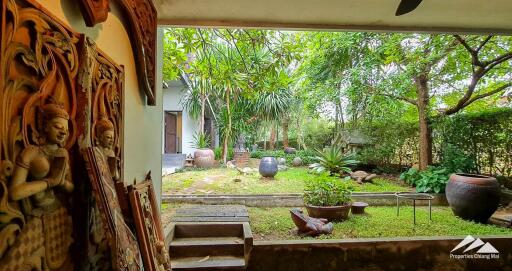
[170,236,245,258]
[171,256,246,270]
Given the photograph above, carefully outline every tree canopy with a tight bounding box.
[163,29,512,167]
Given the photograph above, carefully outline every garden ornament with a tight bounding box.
[290,208,333,236]
[350,171,377,184]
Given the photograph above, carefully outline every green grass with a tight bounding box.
[353,178,410,192]
[248,206,512,240]
[162,167,411,194]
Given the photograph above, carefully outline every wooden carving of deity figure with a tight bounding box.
[94,117,119,181]
[2,102,74,271]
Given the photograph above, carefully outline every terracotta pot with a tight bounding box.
[259,156,278,177]
[306,204,351,221]
[446,173,500,223]
[193,148,215,168]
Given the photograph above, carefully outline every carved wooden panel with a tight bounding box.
[83,147,142,271]
[76,35,127,270]
[128,178,172,271]
[116,0,157,105]
[78,0,110,27]
[0,0,80,269]
[77,35,124,182]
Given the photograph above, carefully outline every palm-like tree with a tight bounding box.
[255,88,293,149]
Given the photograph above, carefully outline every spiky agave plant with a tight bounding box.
[309,146,359,176]
[191,132,211,149]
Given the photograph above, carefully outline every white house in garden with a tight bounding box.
[162,76,219,158]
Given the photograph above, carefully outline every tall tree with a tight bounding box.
[378,34,512,169]
[165,29,298,162]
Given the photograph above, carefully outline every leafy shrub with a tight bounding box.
[400,166,449,193]
[214,147,233,161]
[414,167,449,193]
[303,174,353,206]
[358,121,418,167]
[355,108,512,178]
[302,119,335,150]
[399,168,420,186]
[439,143,476,174]
[435,108,512,177]
[309,147,358,176]
[250,149,317,166]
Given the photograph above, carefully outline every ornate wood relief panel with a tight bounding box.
[128,178,171,271]
[83,147,142,271]
[78,0,110,27]
[1,1,161,270]
[76,0,157,105]
[77,36,124,182]
[0,0,80,269]
[116,0,157,105]
[76,35,127,270]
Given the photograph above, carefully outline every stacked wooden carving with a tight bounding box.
[0,0,167,270]
[77,0,158,105]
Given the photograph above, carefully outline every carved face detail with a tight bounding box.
[99,129,114,149]
[44,117,69,146]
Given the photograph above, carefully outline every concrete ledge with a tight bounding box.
[248,235,512,271]
[162,192,449,207]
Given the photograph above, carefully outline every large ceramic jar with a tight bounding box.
[446,173,500,223]
[259,156,278,178]
[194,148,215,168]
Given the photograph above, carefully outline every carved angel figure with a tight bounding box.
[1,103,74,271]
[94,117,119,181]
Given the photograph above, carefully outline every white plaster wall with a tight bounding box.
[162,81,200,156]
[37,1,164,202]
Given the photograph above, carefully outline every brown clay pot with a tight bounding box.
[306,204,351,221]
[193,148,215,168]
[446,173,500,223]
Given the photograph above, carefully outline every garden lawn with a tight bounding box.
[248,206,512,241]
[162,167,411,194]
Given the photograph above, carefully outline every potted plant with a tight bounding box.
[192,132,215,168]
[303,174,353,221]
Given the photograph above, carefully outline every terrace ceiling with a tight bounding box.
[155,0,512,34]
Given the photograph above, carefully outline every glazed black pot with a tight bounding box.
[446,173,500,223]
[306,204,351,221]
[259,156,278,178]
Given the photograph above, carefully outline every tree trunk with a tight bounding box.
[296,118,306,151]
[222,88,232,164]
[334,103,339,131]
[282,117,289,148]
[416,74,433,170]
[200,93,206,134]
[269,124,276,150]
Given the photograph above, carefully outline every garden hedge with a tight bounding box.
[358,108,512,178]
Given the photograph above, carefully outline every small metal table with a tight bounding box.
[395,192,434,225]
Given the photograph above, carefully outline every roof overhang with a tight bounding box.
[155,0,512,34]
